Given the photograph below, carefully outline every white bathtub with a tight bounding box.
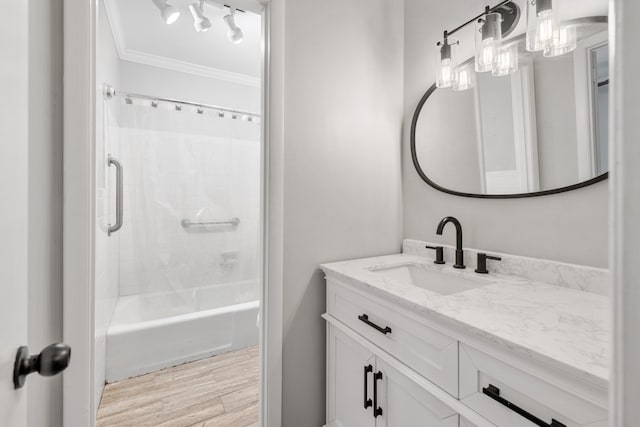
[105,280,259,382]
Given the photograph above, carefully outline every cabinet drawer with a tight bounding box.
[327,280,459,397]
[459,344,607,427]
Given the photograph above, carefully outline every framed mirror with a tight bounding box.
[411,17,608,198]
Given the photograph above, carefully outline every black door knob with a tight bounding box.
[13,343,71,389]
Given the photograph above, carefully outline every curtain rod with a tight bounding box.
[103,84,261,118]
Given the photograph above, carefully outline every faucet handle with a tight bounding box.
[425,245,445,265]
[475,253,502,274]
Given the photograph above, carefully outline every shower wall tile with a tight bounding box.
[116,122,261,297]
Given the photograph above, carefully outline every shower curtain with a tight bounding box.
[106,98,261,301]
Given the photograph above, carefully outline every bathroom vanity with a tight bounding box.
[321,240,609,427]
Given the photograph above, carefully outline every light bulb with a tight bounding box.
[475,13,503,73]
[163,7,180,24]
[535,10,555,45]
[492,43,518,76]
[544,25,577,57]
[453,65,476,91]
[435,39,458,89]
[189,2,212,33]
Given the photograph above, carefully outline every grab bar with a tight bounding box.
[181,217,240,228]
[108,156,123,236]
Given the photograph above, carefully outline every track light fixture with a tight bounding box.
[189,1,212,33]
[152,0,180,25]
[223,7,244,44]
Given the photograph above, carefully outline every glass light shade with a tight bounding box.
[453,65,476,91]
[435,41,458,88]
[492,43,519,76]
[526,0,557,52]
[543,25,577,57]
[475,13,503,72]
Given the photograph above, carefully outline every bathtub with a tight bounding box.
[105,280,260,382]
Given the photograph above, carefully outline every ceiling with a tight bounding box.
[104,0,263,86]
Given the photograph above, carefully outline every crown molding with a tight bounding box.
[103,0,260,88]
[119,49,261,87]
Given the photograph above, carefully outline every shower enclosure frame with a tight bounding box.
[62,1,284,426]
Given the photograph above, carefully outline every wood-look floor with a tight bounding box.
[96,346,259,427]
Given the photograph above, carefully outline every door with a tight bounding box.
[375,358,459,427]
[0,1,30,425]
[327,325,376,427]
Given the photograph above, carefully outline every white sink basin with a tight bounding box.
[370,263,490,295]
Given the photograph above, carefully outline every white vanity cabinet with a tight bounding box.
[324,277,609,427]
[458,344,608,427]
[327,325,459,427]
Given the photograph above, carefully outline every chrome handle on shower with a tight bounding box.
[108,156,123,236]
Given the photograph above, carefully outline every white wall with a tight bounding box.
[403,0,609,268]
[277,0,405,425]
[118,61,260,113]
[27,0,64,426]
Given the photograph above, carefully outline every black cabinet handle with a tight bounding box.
[358,314,392,335]
[373,371,383,418]
[482,384,566,427]
[363,365,373,409]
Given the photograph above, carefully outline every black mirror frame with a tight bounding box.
[410,17,609,199]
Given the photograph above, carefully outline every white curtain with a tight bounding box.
[106,98,261,298]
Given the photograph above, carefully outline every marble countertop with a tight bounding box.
[321,254,610,388]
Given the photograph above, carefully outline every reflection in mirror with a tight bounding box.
[412,18,608,197]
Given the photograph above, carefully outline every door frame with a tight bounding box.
[62,1,284,426]
[610,0,640,425]
[0,1,29,425]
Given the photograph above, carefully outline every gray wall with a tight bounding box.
[27,0,63,426]
[403,0,608,268]
[279,0,405,425]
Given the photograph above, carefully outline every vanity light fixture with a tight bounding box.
[526,0,557,52]
[435,33,459,89]
[223,7,244,44]
[189,1,212,33]
[152,0,181,25]
[434,0,578,89]
[475,10,503,72]
[435,0,517,90]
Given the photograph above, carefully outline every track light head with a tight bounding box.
[189,1,212,33]
[223,8,244,44]
[152,0,180,25]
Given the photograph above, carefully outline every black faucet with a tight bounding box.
[436,216,465,269]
